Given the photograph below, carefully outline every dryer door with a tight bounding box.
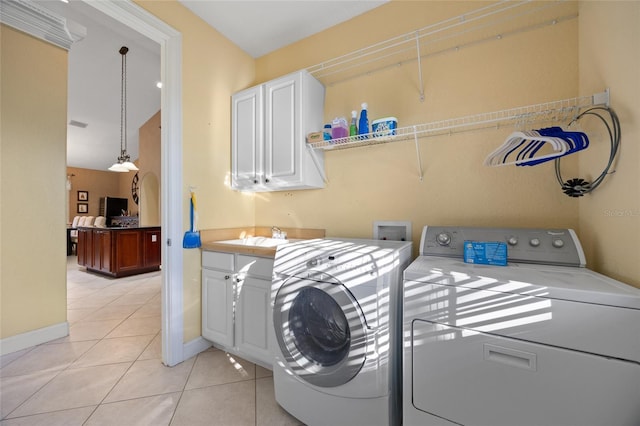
[273,274,368,387]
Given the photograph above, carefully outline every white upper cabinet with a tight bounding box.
[231,70,325,192]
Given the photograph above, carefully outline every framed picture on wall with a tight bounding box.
[77,203,88,214]
[77,190,88,201]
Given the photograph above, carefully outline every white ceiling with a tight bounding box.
[178,1,388,58]
[33,0,387,171]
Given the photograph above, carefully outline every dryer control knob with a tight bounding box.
[530,238,541,247]
[553,239,565,248]
[507,237,518,246]
[436,232,451,246]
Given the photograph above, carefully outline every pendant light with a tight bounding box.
[109,46,139,172]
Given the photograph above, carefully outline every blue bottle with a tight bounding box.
[323,124,332,141]
[358,103,369,138]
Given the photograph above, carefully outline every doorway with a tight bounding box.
[83,0,184,367]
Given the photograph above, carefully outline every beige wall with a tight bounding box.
[254,2,580,248]
[67,167,122,221]
[136,1,257,342]
[578,2,640,287]
[3,0,636,353]
[1,26,68,338]
[68,111,161,224]
[136,110,161,226]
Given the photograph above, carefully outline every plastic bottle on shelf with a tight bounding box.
[323,124,332,142]
[349,110,358,137]
[358,103,369,138]
[331,117,349,139]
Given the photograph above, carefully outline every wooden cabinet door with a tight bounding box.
[143,229,161,268]
[202,268,234,347]
[77,228,93,267]
[92,230,112,273]
[114,230,142,275]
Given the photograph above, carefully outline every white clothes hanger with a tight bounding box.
[484,130,568,167]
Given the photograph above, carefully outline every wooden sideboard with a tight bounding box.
[77,226,161,278]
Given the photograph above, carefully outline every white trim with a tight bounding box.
[0,0,86,50]
[183,336,213,361]
[83,0,184,367]
[0,322,69,356]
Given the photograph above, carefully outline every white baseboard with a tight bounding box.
[0,322,69,356]
[182,336,212,361]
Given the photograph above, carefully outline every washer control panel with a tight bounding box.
[422,226,585,267]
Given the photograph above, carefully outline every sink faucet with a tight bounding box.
[271,226,286,239]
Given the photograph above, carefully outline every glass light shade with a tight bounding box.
[121,161,139,171]
[108,162,129,172]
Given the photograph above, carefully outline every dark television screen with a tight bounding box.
[105,197,128,225]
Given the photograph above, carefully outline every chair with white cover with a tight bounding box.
[70,215,81,229]
[69,216,82,255]
[94,216,106,228]
[84,216,95,227]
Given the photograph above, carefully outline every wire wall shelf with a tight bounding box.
[306,0,578,91]
[300,0,598,181]
[308,91,610,152]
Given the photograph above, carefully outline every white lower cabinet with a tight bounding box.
[202,251,274,367]
[202,268,234,347]
[235,275,271,362]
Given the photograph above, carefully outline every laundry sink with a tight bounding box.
[215,236,292,248]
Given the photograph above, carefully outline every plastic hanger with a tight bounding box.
[484,130,568,167]
[517,127,589,166]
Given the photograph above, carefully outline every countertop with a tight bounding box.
[200,241,280,257]
[200,226,325,257]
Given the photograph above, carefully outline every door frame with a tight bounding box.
[84,0,184,366]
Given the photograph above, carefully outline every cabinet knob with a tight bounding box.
[253,179,258,184]
[224,275,231,280]
[265,178,270,183]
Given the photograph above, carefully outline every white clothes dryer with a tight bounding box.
[272,238,412,426]
[403,226,640,426]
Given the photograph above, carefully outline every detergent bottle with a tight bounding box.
[349,110,358,137]
[358,103,369,138]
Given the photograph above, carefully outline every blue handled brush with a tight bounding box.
[182,191,201,249]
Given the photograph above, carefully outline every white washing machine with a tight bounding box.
[272,238,412,426]
[403,226,640,426]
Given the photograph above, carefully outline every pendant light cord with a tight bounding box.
[120,46,129,159]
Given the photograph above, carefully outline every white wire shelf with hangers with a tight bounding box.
[307,90,610,152]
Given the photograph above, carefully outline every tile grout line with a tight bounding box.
[166,343,201,425]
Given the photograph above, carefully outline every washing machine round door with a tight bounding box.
[273,274,368,388]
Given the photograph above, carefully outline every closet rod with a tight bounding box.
[308,90,610,152]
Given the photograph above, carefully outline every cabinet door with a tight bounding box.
[143,229,161,268]
[114,230,143,275]
[235,275,272,365]
[264,73,301,186]
[93,230,112,273]
[77,228,87,266]
[77,228,93,267]
[202,268,234,347]
[231,86,263,189]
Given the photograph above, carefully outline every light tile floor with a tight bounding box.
[0,257,303,426]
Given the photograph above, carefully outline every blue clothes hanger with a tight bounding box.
[517,127,589,166]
